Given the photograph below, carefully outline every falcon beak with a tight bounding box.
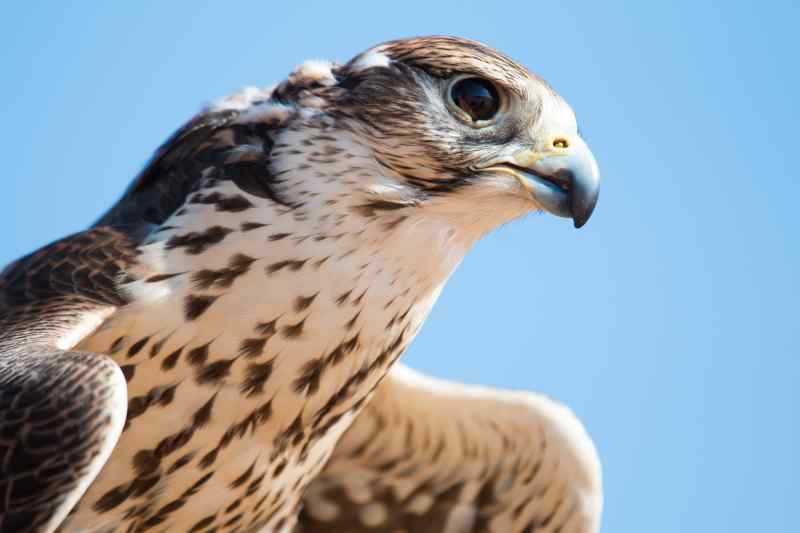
[504,136,600,228]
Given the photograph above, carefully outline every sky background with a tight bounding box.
[1,1,797,531]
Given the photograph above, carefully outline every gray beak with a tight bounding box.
[512,137,600,228]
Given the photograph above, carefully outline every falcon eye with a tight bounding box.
[449,77,501,122]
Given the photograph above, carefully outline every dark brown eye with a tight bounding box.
[449,77,500,122]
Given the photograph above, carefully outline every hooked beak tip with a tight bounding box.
[570,180,599,228]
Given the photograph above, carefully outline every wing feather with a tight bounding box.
[0,229,136,532]
[296,365,602,533]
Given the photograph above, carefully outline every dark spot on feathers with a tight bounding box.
[266,259,307,274]
[94,484,134,512]
[230,252,257,270]
[325,345,345,367]
[251,496,268,516]
[225,499,242,514]
[220,400,273,446]
[346,311,361,330]
[196,358,235,385]
[336,290,352,306]
[127,336,150,358]
[183,471,215,499]
[313,255,331,269]
[189,514,217,532]
[255,319,278,337]
[282,317,306,338]
[295,293,317,312]
[150,335,169,358]
[120,364,136,382]
[184,294,218,320]
[199,448,219,469]
[352,288,367,306]
[138,514,169,531]
[239,337,267,358]
[145,272,183,283]
[192,394,217,428]
[273,460,287,477]
[152,497,187,521]
[353,199,412,217]
[154,427,194,459]
[275,415,305,449]
[241,360,274,397]
[245,472,266,496]
[166,226,234,255]
[313,354,378,425]
[109,336,126,354]
[230,459,257,489]
[132,449,160,476]
[127,396,149,420]
[223,513,243,528]
[293,358,325,396]
[192,253,256,289]
[126,383,178,425]
[398,303,414,323]
[241,221,267,232]
[159,384,177,406]
[192,270,222,290]
[215,194,254,212]
[162,346,183,370]
[168,451,196,474]
[131,474,160,498]
[329,334,359,366]
[268,232,291,241]
[188,342,212,366]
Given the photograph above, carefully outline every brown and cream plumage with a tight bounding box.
[0,36,601,532]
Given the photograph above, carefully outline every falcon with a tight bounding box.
[0,36,601,533]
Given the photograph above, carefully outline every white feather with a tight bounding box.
[293,59,337,86]
[235,101,295,124]
[209,85,273,112]
[350,50,391,70]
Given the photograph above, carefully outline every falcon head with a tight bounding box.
[242,36,599,233]
[336,36,599,229]
[189,36,599,254]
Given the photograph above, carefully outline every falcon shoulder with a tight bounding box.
[95,87,289,237]
[296,364,602,533]
[0,91,266,532]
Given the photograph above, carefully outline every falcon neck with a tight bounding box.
[69,128,479,531]
[114,157,476,388]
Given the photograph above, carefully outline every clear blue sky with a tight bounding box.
[2,2,797,531]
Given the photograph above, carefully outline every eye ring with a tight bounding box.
[447,76,502,125]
